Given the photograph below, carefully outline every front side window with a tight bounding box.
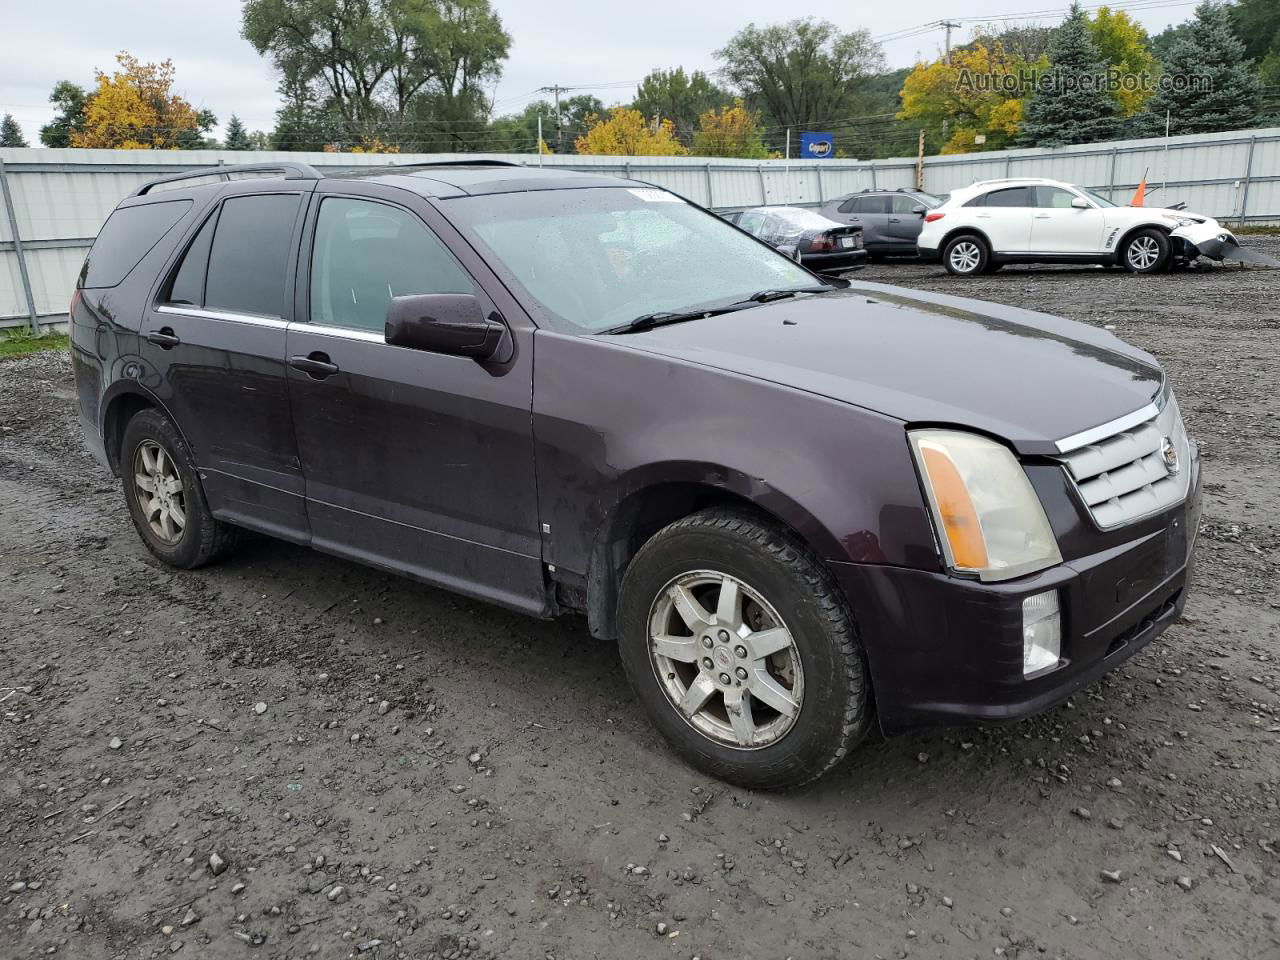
[204,194,302,316]
[1036,186,1082,208]
[309,198,475,333]
[891,195,922,214]
[443,188,816,334]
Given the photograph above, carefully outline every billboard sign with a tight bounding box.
[800,132,834,159]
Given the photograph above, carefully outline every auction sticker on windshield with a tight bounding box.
[628,188,680,202]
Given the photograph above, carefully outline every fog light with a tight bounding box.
[1023,590,1061,676]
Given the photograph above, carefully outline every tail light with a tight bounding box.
[810,234,834,252]
[924,212,946,223]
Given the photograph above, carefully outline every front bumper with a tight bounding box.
[832,454,1201,735]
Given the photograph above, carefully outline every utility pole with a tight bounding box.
[538,85,569,152]
[941,20,961,65]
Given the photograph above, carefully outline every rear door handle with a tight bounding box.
[1035,214,1052,219]
[146,327,180,349]
[289,352,340,379]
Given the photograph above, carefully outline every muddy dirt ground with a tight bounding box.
[2,248,1279,960]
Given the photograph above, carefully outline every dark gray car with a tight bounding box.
[819,189,943,258]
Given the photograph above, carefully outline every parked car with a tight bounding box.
[723,206,866,273]
[818,188,944,258]
[918,176,1267,276]
[72,161,1200,789]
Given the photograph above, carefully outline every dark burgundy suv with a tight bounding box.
[71,161,1200,788]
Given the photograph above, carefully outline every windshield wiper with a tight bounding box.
[601,285,836,336]
[601,308,732,336]
[741,284,834,304]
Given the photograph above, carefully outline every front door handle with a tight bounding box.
[289,352,340,379]
[146,327,180,349]
[888,217,900,222]
[1035,214,1052,219]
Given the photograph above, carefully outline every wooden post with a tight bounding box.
[915,130,926,191]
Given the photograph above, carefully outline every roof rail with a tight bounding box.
[131,162,322,197]
[385,159,524,170]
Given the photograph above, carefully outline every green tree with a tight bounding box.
[175,109,219,149]
[632,68,728,142]
[1231,0,1280,63]
[0,114,27,147]
[1088,6,1158,116]
[38,81,87,147]
[716,18,884,152]
[1138,1,1261,136]
[1020,3,1121,146]
[224,114,252,149]
[243,0,510,150]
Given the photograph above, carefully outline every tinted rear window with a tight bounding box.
[204,194,301,316]
[80,200,192,288]
[973,187,1031,207]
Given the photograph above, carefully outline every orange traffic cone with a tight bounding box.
[1130,176,1147,207]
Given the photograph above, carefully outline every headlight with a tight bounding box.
[909,429,1062,582]
[1164,215,1200,228]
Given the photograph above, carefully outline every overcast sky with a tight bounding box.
[1,0,1193,144]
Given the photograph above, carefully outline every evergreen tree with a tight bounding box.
[0,113,28,147]
[1020,3,1121,146]
[224,114,252,150]
[38,81,87,147]
[1138,1,1261,136]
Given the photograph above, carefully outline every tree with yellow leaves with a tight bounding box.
[898,42,1038,154]
[1088,6,1158,117]
[574,108,687,156]
[692,99,768,158]
[72,53,203,149]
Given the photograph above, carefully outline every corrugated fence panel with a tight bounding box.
[4,127,1280,323]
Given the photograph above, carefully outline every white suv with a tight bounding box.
[916,177,1243,276]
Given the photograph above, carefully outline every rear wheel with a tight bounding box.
[942,234,989,276]
[1122,228,1170,273]
[616,508,871,789]
[121,409,239,568]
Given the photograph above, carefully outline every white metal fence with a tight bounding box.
[4,124,1279,330]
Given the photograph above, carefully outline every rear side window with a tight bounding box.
[80,200,192,288]
[204,194,302,316]
[971,187,1031,207]
[164,208,219,305]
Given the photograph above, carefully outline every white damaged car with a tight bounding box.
[916,177,1273,276]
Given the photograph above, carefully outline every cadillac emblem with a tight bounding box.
[1160,436,1180,476]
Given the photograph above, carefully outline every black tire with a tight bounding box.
[1121,228,1170,274]
[120,408,240,568]
[942,234,990,276]
[616,508,871,789]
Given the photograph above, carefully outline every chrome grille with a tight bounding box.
[1057,394,1190,529]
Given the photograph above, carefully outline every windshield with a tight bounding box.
[1074,185,1117,208]
[916,192,945,207]
[442,187,818,334]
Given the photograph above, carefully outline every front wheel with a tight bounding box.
[1122,228,1170,273]
[942,234,989,276]
[616,509,871,789]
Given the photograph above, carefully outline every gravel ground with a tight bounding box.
[2,246,1278,960]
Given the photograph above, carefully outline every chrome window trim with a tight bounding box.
[155,304,288,329]
[1053,401,1160,454]
[289,321,386,344]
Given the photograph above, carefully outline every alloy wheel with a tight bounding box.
[133,440,186,545]
[647,570,804,750]
[949,241,981,274]
[1128,235,1161,270]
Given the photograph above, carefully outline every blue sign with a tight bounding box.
[800,132,834,159]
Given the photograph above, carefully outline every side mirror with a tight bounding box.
[385,294,510,362]
[911,204,927,215]
[1071,197,1090,209]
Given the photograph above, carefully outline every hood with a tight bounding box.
[608,282,1163,455]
